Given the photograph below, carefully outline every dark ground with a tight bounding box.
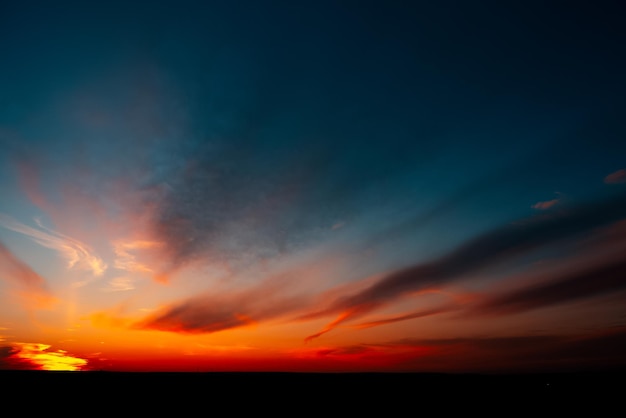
[2,369,624,411]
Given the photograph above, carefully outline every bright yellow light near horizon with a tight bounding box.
[15,343,88,371]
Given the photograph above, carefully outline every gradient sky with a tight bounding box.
[1,0,625,372]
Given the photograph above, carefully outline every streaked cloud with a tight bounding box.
[352,305,455,330]
[0,213,107,277]
[470,256,626,316]
[531,198,559,210]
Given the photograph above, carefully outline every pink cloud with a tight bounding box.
[604,169,626,184]
[531,198,559,210]
[0,241,57,310]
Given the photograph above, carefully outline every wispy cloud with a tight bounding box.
[532,198,560,210]
[101,276,136,292]
[0,213,107,278]
[352,305,455,330]
[604,168,626,184]
[113,240,163,274]
[0,240,57,309]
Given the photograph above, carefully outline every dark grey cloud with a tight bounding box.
[304,191,626,327]
[353,192,626,304]
[133,280,311,334]
[472,257,626,315]
[395,327,626,373]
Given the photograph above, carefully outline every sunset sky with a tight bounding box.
[1,0,625,372]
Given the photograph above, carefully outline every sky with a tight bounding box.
[0,0,625,373]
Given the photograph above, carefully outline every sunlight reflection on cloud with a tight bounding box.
[7,342,88,371]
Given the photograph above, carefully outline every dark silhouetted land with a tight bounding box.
[2,369,624,411]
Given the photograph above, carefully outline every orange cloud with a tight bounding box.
[0,342,87,371]
[131,286,310,335]
[114,252,348,335]
[101,276,136,292]
[88,310,137,330]
[112,240,163,275]
[87,274,309,335]
[0,240,57,310]
[352,305,454,330]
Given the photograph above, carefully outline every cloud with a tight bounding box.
[0,240,57,309]
[148,142,342,273]
[295,327,626,373]
[532,198,559,210]
[303,191,626,340]
[470,256,626,316]
[86,249,347,337]
[101,276,135,292]
[132,282,310,334]
[112,240,165,283]
[387,327,626,372]
[352,305,455,330]
[0,213,107,278]
[291,342,436,372]
[304,307,373,343]
[604,168,626,184]
[143,120,450,277]
[0,342,87,371]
